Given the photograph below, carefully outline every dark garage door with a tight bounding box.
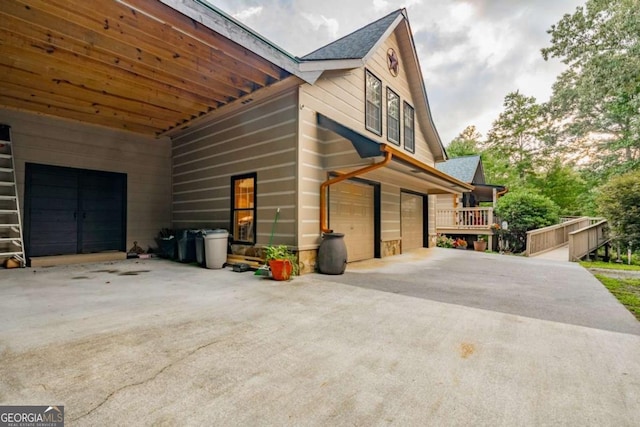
[25,164,126,257]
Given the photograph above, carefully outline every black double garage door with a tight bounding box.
[25,164,126,258]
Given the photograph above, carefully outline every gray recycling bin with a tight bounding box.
[195,229,215,267]
[204,229,229,269]
[177,229,197,263]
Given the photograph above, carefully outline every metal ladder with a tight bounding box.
[0,124,26,267]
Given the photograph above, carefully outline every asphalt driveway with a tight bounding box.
[1,249,639,426]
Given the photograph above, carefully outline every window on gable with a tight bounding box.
[365,70,382,135]
[403,102,415,153]
[387,88,400,145]
[231,173,256,244]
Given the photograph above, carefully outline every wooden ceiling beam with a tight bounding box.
[121,0,287,81]
[0,81,176,130]
[46,0,275,90]
[0,52,209,128]
[0,33,218,115]
[0,64,185,122]
[0,95,159,134]
[3,2,243,101]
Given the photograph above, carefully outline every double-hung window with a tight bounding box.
[387,88,400,144]
[365,70,382,135]
[403,102,415,153]
[231,173,256,244]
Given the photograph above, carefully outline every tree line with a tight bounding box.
[446,0,640,250]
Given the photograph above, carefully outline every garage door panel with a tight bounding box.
[330,181,374,262]
[401,192,423,252]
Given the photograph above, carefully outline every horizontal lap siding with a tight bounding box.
[172,90,298,245]
[381,184,401,241]
[1,108,171,251]
[368,32,435,165]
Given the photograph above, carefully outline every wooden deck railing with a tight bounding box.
[568,219,610,261]
[525,217,597,257]
[436,207,494,230]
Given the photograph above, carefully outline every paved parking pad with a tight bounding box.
[0,252,639,425]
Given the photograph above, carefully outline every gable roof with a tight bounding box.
[301,10,404,61]
[298,9,447,162]
[435,156,483,183]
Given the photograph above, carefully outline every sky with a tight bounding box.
[205,0,584,145]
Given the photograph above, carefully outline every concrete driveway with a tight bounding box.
[1,249,639,426]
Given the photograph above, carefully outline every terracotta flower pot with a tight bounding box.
[269,259,293,281]
[474,240,487,252]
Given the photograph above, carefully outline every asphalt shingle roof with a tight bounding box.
[435,155,481,183]
[300,10,403,61]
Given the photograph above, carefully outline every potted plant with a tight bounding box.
[263,244,298,281]
[452,238,468,250]
[474,236,487,252]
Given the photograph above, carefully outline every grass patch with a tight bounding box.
[580,260,640,271]
[594,274,640,320]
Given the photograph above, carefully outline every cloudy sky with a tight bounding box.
[205,0,584,145]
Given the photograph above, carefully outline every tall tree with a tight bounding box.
[484,91,545,183]
[446,125,482,158]
[542,0,640,176]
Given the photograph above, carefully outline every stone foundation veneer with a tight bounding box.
[297,249,318,275]
[382,239,401,257]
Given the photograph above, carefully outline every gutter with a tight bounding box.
[319,145,473,233]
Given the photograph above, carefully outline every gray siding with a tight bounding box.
[171,90,298,245]
[0,108,172,251]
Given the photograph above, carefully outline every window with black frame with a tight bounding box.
[231,173,256,243]
[403,102,415,153]
[365,70,382,135]
[387,88,400,144]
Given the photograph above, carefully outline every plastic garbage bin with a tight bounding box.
[195,229,215,267]
[205,229,229,269]
[177,229,198,263]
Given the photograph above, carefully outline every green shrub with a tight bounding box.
[495,190,560,252]
[596,170,640,250]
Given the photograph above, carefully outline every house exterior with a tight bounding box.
[434,155,507,249]
[1,0,471,271]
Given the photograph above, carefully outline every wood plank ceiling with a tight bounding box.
[0,0,290,135]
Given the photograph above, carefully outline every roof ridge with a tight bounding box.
[300,9,404,61]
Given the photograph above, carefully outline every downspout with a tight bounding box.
[496,187,509,199]
[320,148,393,233]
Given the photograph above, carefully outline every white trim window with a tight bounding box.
[365,70,382,135]
[403,102,415,153]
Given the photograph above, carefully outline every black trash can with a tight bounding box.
[158,236,177,259]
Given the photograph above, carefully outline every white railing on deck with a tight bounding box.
[568,219,610,261]
[526,217,602,257]
[436,207,494,230]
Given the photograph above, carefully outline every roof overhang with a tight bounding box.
[317,114,473,194]
[472,183,507,202]
[0,0,301,136]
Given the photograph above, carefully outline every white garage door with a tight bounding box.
[329,181,375,262]
[401,192,424,252]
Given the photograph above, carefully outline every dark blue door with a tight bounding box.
[25,164,126,257]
